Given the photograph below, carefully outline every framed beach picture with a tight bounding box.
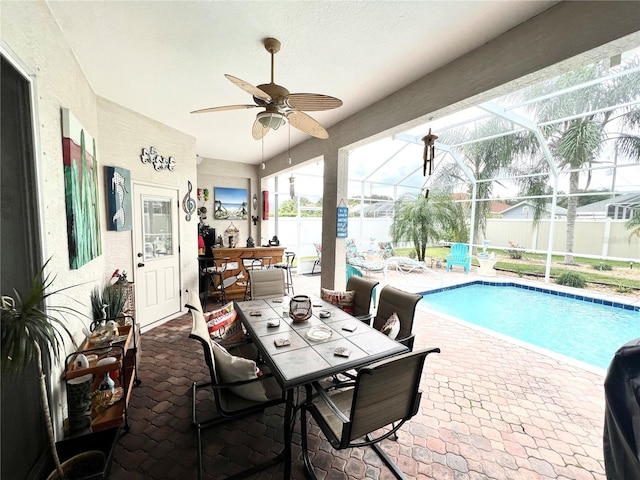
[214,187,248,220]
[105,166,132,231]
[61,108,102,269]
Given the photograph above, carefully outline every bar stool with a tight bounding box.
[201,256,230,308]
[274,251,295,295]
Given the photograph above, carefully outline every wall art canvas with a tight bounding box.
[105,166,132,231]
[61,108,102,269]
[214,187,248,220]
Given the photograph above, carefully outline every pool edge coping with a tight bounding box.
[419,279,640,312]
[416,279,639,376]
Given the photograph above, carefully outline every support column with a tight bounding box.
[320,149,348,291]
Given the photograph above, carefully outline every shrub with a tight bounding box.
[591,262,612,271]
[615,283,631,294]
[505,240,523,260]
[556,272,586,288]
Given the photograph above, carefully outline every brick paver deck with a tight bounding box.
[111,267,618,479]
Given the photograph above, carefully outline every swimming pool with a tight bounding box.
[420,282,639,370]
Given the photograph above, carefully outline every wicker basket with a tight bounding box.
[289,295,312,323]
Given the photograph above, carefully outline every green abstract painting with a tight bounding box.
[61,108,102,269]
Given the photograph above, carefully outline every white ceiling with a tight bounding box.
[46,1,558,165]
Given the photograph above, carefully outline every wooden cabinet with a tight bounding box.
[203,246,285,300]
[64,320,139,435]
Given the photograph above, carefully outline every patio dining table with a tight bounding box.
[235,294,408,479]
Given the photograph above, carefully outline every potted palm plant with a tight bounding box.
[1,260,105,479]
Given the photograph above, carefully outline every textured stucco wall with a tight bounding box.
[97,97,198,294]
[197,157,260,247]
[2,1,105,432]
[1,0,197,435]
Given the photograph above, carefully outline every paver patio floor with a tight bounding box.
[111,267,615,479]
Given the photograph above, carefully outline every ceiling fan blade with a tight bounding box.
[287,111,329,139]
[286,93,343,112]
[191,104,257,114]
[252,118,270,140]
[225,74,272,103]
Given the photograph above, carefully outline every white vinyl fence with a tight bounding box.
[270,216,639,271]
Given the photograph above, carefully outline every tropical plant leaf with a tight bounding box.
[1,259,84,377]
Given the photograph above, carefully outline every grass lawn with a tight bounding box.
[302,245,639,293]
[410,246,640,293]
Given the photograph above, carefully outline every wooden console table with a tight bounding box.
[205,246,285,300]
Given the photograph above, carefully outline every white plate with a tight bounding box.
[306,325,332,341]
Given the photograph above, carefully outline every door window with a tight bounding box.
[143,197,173,260]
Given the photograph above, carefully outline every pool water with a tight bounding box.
[420,282,639,370]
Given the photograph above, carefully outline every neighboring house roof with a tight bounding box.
[576,192,640,217]
[500,201,567,218]
[352,201,395,218]
[576,193,640,213]
[491,202,511,214]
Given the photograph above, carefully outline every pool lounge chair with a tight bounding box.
[345,239,385,276]
[378,241,431,274]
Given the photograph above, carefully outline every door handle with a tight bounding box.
[137,262,145,268]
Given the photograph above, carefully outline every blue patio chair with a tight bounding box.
[446,243,471,273]
[346,264,377,311]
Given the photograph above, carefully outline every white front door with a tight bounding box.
[133,183,181,330]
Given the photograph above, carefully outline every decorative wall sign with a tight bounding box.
[214,187,248,220]
[337,204,349,238]
[140,146,176,171]
[182,181,197,221]
[105,166,132,231]
[61,108,102,269]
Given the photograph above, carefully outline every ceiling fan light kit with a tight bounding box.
[192,37,342,140]
[256,111,286,130]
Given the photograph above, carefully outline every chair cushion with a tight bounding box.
[205,301,245,344]
[380,312,400,340]
[378,242,395,260]
[210,342,268,402]
[321,288,355,315]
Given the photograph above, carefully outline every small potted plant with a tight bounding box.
[1,260,106,479]
[89,281,128,330]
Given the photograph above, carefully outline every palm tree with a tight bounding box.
[519,56,640,263]
[626,203,640,238]
[390,192,467,261]
[435,55,640,263]
[433,118,538,250]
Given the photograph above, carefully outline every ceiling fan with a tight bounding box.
[191,37,343,140]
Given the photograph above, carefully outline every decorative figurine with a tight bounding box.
[182,181,196,221]
[246,236,255,248]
